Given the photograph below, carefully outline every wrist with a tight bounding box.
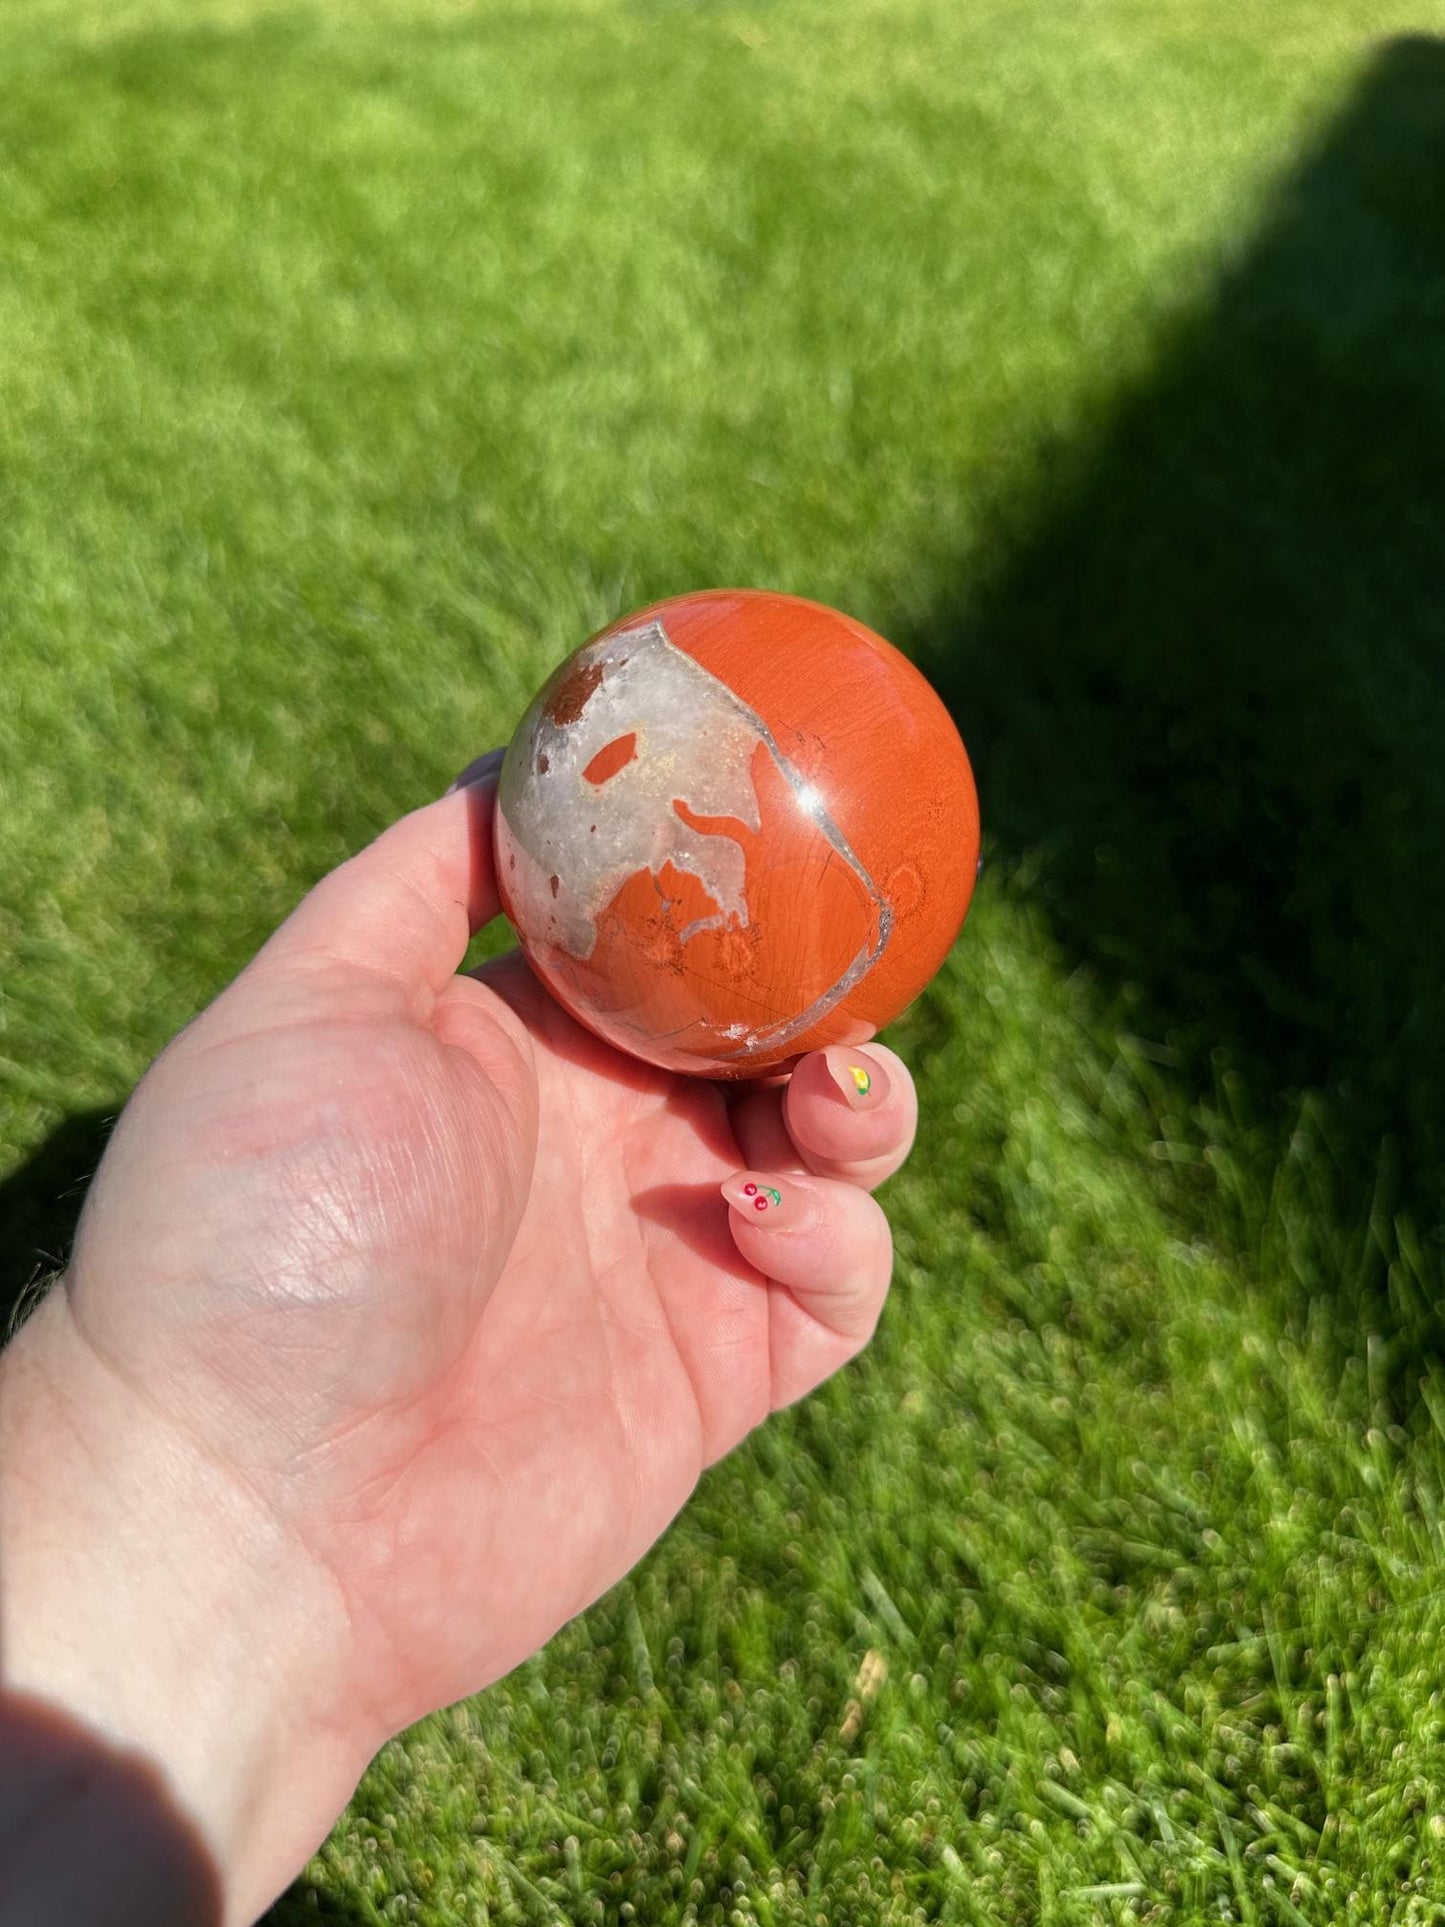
[0,1289,375,1925]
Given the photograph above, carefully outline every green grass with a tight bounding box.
[5,0,1445,1920]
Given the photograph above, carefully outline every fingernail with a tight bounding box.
[821,1046,890,1111]
[445,748,506,797]
[721,1171,819,1231]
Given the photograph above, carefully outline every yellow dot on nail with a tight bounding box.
[848,1065,871,1095]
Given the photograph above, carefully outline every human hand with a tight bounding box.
[0,759,917,1923]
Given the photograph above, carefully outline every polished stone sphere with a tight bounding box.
[494,589,979,1078]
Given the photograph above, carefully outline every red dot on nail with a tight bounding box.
[743,1182,758,1196]
[753,1195,769,1210]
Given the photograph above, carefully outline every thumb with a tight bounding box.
[256,762,505,1003]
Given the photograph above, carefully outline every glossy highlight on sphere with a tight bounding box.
[495,590,980,1078]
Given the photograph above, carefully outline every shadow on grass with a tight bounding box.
[262,1878,375,1924]
[0,1107,116,1333]
[913,35,1445,1295]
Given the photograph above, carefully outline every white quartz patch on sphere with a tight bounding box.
[496,620,769,963]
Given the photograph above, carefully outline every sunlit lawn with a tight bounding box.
[4,1,1445,1920]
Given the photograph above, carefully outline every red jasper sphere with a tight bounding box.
[494,589,979,1078]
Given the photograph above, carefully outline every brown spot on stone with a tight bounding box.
[549,874,560,898]
[543,657,605,727]
[537,751,549,774]
[583,731,638,786]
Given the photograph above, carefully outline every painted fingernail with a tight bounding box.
[721,1172,818,1231]
[822,1046,890,1111]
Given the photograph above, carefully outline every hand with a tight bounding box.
[0,761,917,1924]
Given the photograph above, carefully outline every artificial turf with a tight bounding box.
[4,0,1445,1920]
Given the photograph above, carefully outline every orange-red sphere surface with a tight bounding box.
[494,590,979,1078]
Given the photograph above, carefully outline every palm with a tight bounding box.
[67,786,904,1743]
[306,954,779,1727]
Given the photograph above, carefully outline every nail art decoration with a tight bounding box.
[821,1045,889,1109]
[722,1171,819,1228]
